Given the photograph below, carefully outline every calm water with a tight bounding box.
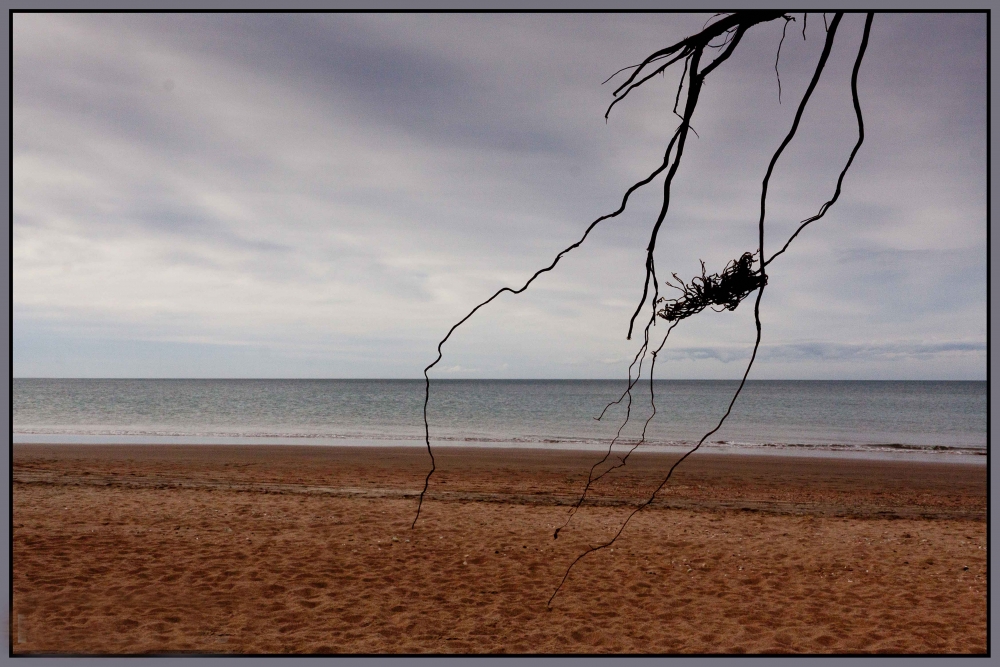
[12,379,987,461]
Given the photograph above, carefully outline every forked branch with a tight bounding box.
[549,11,874,605]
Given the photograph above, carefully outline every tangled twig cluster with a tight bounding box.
[656,252,768,323]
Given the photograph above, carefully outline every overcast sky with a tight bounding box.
[13,12,986,379]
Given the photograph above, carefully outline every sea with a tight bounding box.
[12,379,987,463]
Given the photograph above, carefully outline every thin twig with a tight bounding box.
[588,322,677,486]
[608,12,783,120]
[672,56,690,117]
[549,288,765,607]
[594,342,649,422]
[555,307,658,538]
[766,13,873,267]
[412,108,685,528]
[775,16,793,103]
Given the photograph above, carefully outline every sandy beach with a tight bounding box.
[12,444,986,654]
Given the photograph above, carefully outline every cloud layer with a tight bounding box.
[13,13,986,379]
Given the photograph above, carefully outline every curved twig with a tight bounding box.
[549,288,765,607]
[555,318,678,540]
[775,15,793,103]
[672,55,690,118]
[766,13,873,267]
[554,313,656,539]
[594,341,649,422]
[606,48,695,122]
[588,322,677,486]
[411,117,683,527]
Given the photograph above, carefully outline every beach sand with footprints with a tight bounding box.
[12,444,986,654]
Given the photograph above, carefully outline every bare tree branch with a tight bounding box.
[414,14,874,613]
[549,12,851,605]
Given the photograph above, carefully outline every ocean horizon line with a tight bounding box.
[12,377,987,382]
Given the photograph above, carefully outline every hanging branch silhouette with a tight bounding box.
[548,11,874,605]
[409,11,874,606]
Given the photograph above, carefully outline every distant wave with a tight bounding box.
[707,439,986,456]
[13,427,421,441]
[13,427,986,456]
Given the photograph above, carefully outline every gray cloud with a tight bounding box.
[664,340,985,364]
[13,13,986,379]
